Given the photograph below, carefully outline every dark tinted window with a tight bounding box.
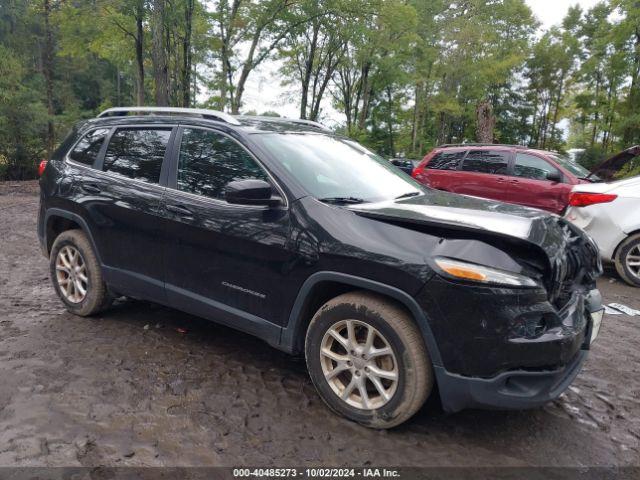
[177,128,268,200]
[103,128,171,184]
[462,150,509,174]
[514,153,560,181]
[68,128,110,166]
[427,151,464,170]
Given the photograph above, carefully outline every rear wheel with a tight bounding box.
[50,229,113,316]
[615,234,640,287]
[305,291,433,428]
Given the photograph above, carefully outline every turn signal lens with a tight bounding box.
[438,263,486,281]
[569,192,617,207]
[434,257,538,288]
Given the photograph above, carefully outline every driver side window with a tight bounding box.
[513,153,561,181]
[177,128,268,200]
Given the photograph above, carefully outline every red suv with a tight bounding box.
[412,144,594,214]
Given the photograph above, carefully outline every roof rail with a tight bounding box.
[284,118,331,131]
[438,143,528,149]
[97,107,241,126]
[238,115,331,131]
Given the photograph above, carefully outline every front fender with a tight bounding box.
[279,271,443,368]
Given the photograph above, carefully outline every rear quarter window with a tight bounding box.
[426,151,465,170]
[68,128,110,166]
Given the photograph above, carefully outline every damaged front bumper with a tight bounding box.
[419,281,603,412]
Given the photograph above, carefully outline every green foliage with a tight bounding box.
[1,0,639,180]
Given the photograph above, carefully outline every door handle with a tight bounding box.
[496,177,506,183]
[81,183,101,194]
[166,203,193,216]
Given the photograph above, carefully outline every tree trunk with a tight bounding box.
[43,0,55,158]
[135,3,145,105]
[231,23,265,115]
[590,72,601,147]
[549,74,565,149]
[475,100,495,143]
[151,0,169,106]
[300,22,319,119]
[116,69,121,105]
[192,63,197,106]
[411,83,420,153]
[357,63,371,130]
[386,86,395,155]
[624,27,640,144]
[437,112,448,145]
[181,0,194,107]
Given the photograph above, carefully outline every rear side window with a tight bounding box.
[513,153,560,181]
[68,128,110,166]
[177,128,268,200]
[426,151,464,170]
[102,128,172,184]
[462,150,509,174]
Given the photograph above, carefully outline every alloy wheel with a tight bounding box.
[55,245,89,304]
[626,244,640,280]
[320,319,398,410]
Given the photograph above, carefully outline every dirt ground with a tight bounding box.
[0,180,639,468]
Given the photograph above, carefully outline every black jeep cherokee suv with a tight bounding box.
[38,107,604,428]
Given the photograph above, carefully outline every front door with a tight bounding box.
[161,127,291,341]
[507,152,572,214]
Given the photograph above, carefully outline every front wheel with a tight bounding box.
[615,234,640,287]
[305,291,433,428]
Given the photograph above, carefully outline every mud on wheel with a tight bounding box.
[305,291,433,428]
[49,229,113,316]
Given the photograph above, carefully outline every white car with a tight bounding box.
[565,175,640,287]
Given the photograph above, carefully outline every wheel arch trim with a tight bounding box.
[280,271,443,367]
[44,208,102,264]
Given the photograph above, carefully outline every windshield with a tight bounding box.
[549,153,594,179]
[252,133,422,203]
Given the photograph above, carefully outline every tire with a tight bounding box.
[614,234,640,287]
[305,291,433,428]
[49,229,113,316]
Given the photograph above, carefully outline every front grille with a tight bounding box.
[549,222,601,309]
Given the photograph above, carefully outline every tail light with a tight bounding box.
[38,159,48,177]
[412,163,426,179]
[569,192,617,207]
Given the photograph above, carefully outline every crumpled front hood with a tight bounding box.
[348,190,572,263]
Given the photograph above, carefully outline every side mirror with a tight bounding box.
[546,171,562,183]
[224,179,281,207]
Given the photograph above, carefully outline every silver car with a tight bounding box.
[565,174,640,287]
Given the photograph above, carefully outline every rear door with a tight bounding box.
[419,150,467,190]
[86,126,175,300]
[453,149,513,202]
[508,152,572,214]
[161,126,291,342]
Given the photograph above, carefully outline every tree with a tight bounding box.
[151,0,169,106]
[280,0,352,120]
[211,0,311,113]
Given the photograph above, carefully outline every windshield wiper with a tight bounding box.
[319,196,366,204]
[394,191,421,200]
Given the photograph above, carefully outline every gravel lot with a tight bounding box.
[0,180,639,467]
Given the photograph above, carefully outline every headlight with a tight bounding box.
[434,257,538,288]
